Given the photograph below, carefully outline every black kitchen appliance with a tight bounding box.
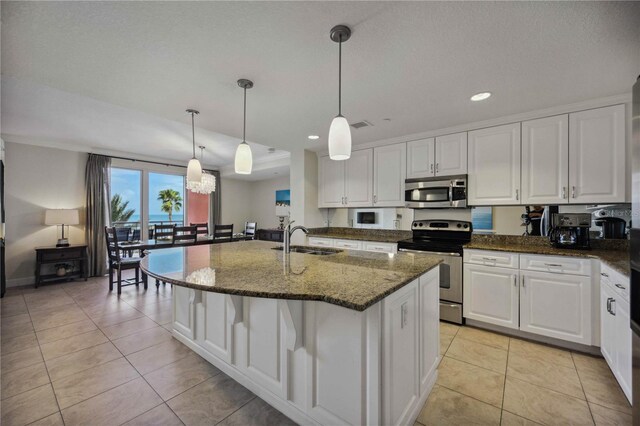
[356,211,376,225]
[397,219,472,324]
[595,216,627,240]
[549,213,591,250]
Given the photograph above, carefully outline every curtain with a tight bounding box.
[85,154,111,277]
[210,170,221,226]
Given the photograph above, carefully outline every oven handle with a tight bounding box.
[399,248,461,257]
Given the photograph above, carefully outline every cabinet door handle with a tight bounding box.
[513,275,517,287]
[373,195,377,203]
[601,272,609,278]
[515,189,519,201]
[572,186,576,199]
[435,163,439,173]
[562,187,566,199]
[344,197,348,205]
[544,263,563,267]
[430,163,434,173]
[522,276,525,288]
[482,256,498,261]
[610,298,616,316]
[606,297,612,314]
[615,283,626,290]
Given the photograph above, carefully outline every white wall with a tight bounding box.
[5,142,87,285]
[248,175,290,229]
[219,178,252,234]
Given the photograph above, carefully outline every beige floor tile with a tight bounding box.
[80,299,133,317]
[100,316,158,340]
[456,326,510,350]
[503,377,593,426]
[137,299,172,315]
[1,346,44,372]
[1,331,39,355]
[122,403,184,426]
[147,310,173,325]
[92,307,145,328]
[28,412,65,426]
[589,402,633,426]
[507,352,584,399]
[1,320,35,341]
[61,377,162,426]
[167,373,255,425]
[1,295,27,317]
[218,396,296,426]
[127,339,193,375]
[112,326,173,355]
[447,337,508,373]
[437,356,505,407]
[30,305,90,332]
[162,323,174,331]
[509,338,574,369]
[40,329,108,361]
[576,364,632,415]
[572,353,612,374]
[45,341,122,381]
[52,357,139,409]
[35,319,98,344]
[440,333,454,356]
[440,321,461,337]
[24,293,75,312]
[500,410,541,425]
[144,352,220,400]
[0,383,59,426]
[1,312,32,329]
[416,384,501,426]
[1,361,50,400]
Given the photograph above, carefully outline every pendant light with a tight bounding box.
[186,109,203,184]
[235,79,253,175]
[328,25,352,161]
[186,146,216,194]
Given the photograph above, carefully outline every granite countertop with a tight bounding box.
[465,235,630,277]
[140,240,442,311]
[306,227,412,244]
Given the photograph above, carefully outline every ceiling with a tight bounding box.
[2,2,640,172]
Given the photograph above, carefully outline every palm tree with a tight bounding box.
[157,189,183,223]
[110,194,135,222]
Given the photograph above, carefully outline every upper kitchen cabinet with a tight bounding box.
[318,155,346,208]
[521,115,569,204]
[569,104,626,204]
[374,143,407,206]
[435,132,467,176]
[406,133,467,179]
[407,138,435,179]
[318,150,373,208]
[468,123,521,205]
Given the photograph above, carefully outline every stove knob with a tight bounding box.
[457,223,462,228]
[418,223,423,227]
[463,224,469,229]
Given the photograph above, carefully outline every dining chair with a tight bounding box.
[114,227,131,255]
[105,226,145,295]
[244,222,257,240]
[213,224,234,242]
[154,224,175,241]
[173,225,198,246]
[190,222,209,236]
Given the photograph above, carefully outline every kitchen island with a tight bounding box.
[140,241,442,426]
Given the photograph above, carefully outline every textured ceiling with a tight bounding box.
[2,1,639,165]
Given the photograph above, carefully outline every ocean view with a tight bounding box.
[122,214,184,223]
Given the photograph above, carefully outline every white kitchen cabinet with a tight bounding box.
[569,104,626,203]
[407,138,435,179]
[334,239,363,250]
[601,280,617,368]
[318,155,346,208]
[435,132,467,176]
[307,236,398,254]
[468,123,521,205]
[345,149,374,207]
[521,115,569,204]
[614,297,632,401]
[419,271,440,395]
[520,270,591,345]
[374,143,406,207]
[463,263,520,330]
[173,286,197,339]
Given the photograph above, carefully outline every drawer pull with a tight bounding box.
[544,263,563,267]
[615,283,627,290]
[601,272,609,278]
[482,257,498,261]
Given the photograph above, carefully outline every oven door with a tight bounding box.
[398,249,462,303]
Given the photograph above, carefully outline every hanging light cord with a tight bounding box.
[243,86,247,143]
[338,34,342,116]
[191,112,196,159]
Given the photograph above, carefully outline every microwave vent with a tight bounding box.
[350,120,373,129]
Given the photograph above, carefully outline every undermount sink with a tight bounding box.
[272,246,343,255]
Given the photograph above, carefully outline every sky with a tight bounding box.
[110,168,185,218]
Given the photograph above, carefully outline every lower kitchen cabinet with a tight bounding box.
[519,270,591,345]
[463,263,519,330]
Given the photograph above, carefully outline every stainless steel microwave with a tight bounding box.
[405,175,467,209]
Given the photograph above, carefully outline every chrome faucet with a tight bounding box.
[283,220,309,254]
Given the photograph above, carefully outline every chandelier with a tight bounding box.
[186,146,216,194]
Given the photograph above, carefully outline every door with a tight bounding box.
[406,138,435,179]
[569,104,626,203]
[521,115,569,204]
[463,264,519,329]
[435,132,467,176]
[374,143,407,207]
[520,270,591,345]
[318,155,345,208]
[615,298,633,401]
[468,123,521,205]
[601,281,617,367]
[345,149,373,207]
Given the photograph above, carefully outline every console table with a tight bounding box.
[35,245,88,288]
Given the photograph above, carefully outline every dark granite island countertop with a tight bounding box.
[140,240,442,311]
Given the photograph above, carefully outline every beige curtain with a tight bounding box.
[210,170,221,225]
[85,154,111,277]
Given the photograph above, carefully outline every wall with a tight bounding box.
[248,175,290,229]
[219,178,252,234]
[5,142,87,286]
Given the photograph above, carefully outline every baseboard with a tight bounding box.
[7,276,35,288]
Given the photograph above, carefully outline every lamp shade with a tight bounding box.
[45,209,79,225]
[235,142,253,175]
[187,158,203,183]
[328,115,351,160]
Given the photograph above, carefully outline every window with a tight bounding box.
[110,168,142,239]
[148,172,185,229]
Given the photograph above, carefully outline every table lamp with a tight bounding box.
[45,209,79,247]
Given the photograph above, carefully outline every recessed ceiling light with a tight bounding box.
[308,135,320,140]
[471,92,491,102]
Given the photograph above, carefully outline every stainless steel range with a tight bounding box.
[397,219,472,324]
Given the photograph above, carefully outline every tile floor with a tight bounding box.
[0,273,633,426]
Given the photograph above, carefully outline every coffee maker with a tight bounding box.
[549,213,591,249]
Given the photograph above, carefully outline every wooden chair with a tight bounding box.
[105,226,145,295]
[173,226,197,246]
[190,222,209,236]
[154,224,175,241]
[115,227,131,242]
[213,224,234,242]
[244,222,257,240]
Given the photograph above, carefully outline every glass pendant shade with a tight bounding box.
[328,115,352,160]
[187,158,202,183]
[235,142,253,174]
